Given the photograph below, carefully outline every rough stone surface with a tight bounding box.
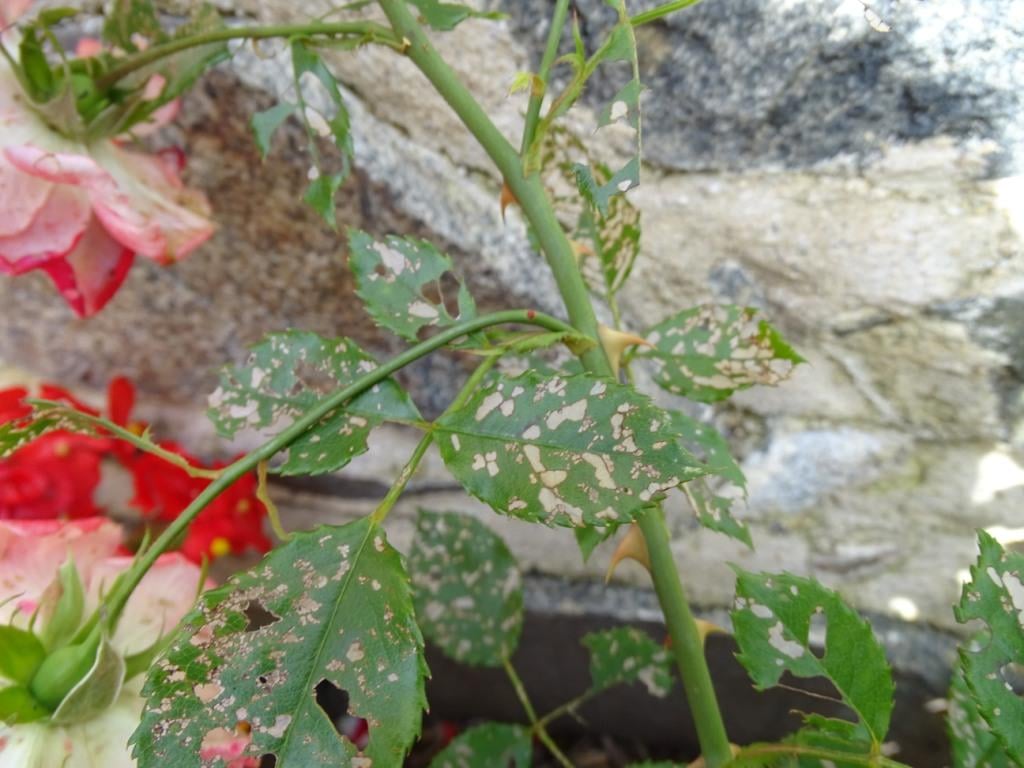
[2,1,1023,639]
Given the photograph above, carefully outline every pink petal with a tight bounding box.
[91,144,213,263]
[0,517,122,626]
[0,183,90,271]
[3,145,118,191]
[0,154,52,237]
[86,552,205,655]
[75,37,103,58]
[0,0,31,26]
[39,218,134,316]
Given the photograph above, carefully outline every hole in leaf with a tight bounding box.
[809,609,827,659]
[316,679,371,750]
[373,263,388,278]
[260,755,277,768]
[1000,662,1024,696]
[200,722,252,763]
[243,601,280,632]
[295,361,336,394]
[437,272,463,317]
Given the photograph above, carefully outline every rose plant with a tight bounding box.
[0,1,1020,767]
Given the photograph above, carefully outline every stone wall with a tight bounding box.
[2,0,1022,630]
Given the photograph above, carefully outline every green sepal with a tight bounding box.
[51,636,126,725]
[39,557,86,652]
[0,625,47,686]
[0,685,50,725]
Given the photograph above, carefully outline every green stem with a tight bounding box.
[375,3,733,764]
[98,309,573,634]
[503,657,574,768]
[370,353,499,524]
[95,21,401,90]
[735,744,906,768]
[377,0,610,377]
[519,0,570,155]
[630,0,704,27]
[536,688,598,730]
[638,508,731,767]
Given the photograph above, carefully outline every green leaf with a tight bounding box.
[208,331,420,476]
[731,571,894,745]
[582,627,674,697]
[639,305,804,404]
[686,480,751,548]
[953,531,1024,763]
[132,519,427,768]
[252,103,298,158]
[0,415,59,458]
[0,626,46,685]
[51,636,126,725]
[574,524,619,562]
[291,40,354,227]
[948,653,1015,768]
[103,0,166,51]
[435,371,708,528]
[0,685,49,724]
[665,411,744,489]
[406,0,504,31]
[349,230,478,342]
[429,722,532,768]
[409,511,523,667]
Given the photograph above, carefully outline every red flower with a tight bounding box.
[0,386,106,520]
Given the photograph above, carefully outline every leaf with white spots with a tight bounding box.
[208,331,420,476]
[529,2,642,216]
[291,41,354,228]
[429,722,532,768]
[409,511,523,667]
[731,570,894,747]
[349,230,478,343]
[583,627,674,698]
[686,480,751,549]
[639,305,804,404]
[948,655,1015,768]
[132,518,426,768]
[435,372,708,528]
[953,531,1024,763]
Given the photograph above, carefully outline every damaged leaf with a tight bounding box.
[349,230,477,342]
[132,518,426,768]
[948,653,1015,768]
[583,627,674,697]
[640,305,804,404]
[435,371,708,528]
[731,570,894,747]
[953,531,1024,763]
[429,722,532,768]
[290,41,355,227]
[406,0,504,31]
[208,331,420,475]
[409,511,523,667]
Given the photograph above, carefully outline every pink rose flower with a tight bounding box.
[0,518,209,767]
[0,40,214,316]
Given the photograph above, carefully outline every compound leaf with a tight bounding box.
[208,331,420,476]
[640,305,804,404]
[409,511,523,667]
[132,519,426,768]
[731,571,894,746]
[435,371,708,528]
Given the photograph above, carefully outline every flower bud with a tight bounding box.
[39,557,85,652]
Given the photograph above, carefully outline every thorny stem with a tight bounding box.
[369,354,499,525]
[519,0,571,156]
[376,2,732,764]
[94,21,401,90]
[503,657,574,768]
[98,309,574,635]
